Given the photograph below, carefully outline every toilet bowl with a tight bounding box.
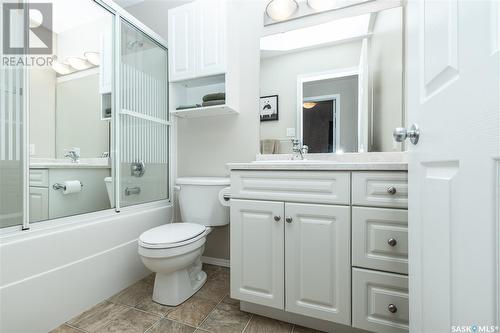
[138,177,230,306]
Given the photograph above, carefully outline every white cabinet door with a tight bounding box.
[168,2,196,82]
[285,203,351,324]
[196,0,226,77]
[230,199,285,310]
[29,187,48,223]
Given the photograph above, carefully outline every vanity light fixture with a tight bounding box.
[266,0,299,21]
[52,61,74,75]
[84,52,100,66]
[303,102,317,109]
[66,57,93,71]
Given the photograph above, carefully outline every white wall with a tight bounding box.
[56,73,110,158]
[29,68,56,158]
[260,41,362,153]
[0,203,172,332]
[369,6,403,152]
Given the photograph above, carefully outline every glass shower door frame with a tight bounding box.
[94,0,171,212]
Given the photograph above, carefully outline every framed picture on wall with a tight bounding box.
[260,95,279,121]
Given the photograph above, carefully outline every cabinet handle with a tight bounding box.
[388,238,397,247]
[274,216,281,222]
[387,186,397,195]
[285,217,293,223]
[388,304,398,313]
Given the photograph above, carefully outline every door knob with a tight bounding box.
[387,186,397,195]
[285,217,293,223]
[388,238,397,247]
[274,216,281,222]
[393,124,420,145]
[388,304,398,313]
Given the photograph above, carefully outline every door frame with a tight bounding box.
[296,67,358,150]
[302,94,340,153]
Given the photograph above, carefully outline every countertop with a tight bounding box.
[30,158,111,169]
[227,152,408,171]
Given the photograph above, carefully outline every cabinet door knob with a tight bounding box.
[388,304,398,313]
[388,238,397,247]
[285,217,293,223]
[387,186,397,195]
[274,216,281,222]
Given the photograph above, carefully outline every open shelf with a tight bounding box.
[170,104,239,118]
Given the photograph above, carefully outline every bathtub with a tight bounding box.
[0,200,172,332]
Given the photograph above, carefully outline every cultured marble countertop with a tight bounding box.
[227,152,408,171]
[30,158,111,169]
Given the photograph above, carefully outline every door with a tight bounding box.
[406,1,500,332]
[285,203,351,324]
[230,199,284,309]
[196,0,226,77]
[119,21,169,208]
[168,2,196,81]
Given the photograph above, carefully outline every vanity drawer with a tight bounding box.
[352,268,409,333]
[230,171,350,205]
[29,169,49,187]
[352,207,408,274]
[352,172,408,208]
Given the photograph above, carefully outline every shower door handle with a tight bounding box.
[125,187,141,196]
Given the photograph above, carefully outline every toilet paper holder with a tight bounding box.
[53,182,84,191]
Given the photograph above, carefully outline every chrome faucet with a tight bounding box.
[64,148,80,163]
[291,139,308,160]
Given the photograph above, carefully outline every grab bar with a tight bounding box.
[125,187,141,196]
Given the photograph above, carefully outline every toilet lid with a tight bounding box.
[139,223,206,247]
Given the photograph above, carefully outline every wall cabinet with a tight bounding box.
[168,0,226,82]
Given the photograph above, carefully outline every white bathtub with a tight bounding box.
[0,201,172,332]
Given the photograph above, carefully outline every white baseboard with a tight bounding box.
[202,256,230,268]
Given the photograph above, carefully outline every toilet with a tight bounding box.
[138,177,230,306]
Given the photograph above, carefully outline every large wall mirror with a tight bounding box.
[259,5,404,154]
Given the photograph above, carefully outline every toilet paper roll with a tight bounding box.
[218,187,231,207]
[63,180,82,195]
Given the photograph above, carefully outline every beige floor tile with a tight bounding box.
[244,315,293,333]
[166,296,218,327]
[202,264,221,278]
[147,318,196,333]
[199,296,251,333]
[195,277,229,303]
[292,325,326,333]
[50,324,85,333]
[108,279,153,307]
[67,301,129,332]
[96,307,160,333]
[135,297,175,317]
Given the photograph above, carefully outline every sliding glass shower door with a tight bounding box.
[118,20,169,208]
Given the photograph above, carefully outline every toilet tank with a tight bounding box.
[177,177,230,227]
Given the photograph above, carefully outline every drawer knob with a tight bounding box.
[388,238,398,247]
[388,304,398,313]
[387,186,397,195]
[285,217,293,223]
[274,216,281,222]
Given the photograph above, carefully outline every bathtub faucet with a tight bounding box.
[64,148,80,163]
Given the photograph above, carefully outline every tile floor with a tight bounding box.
[51,264,324,333]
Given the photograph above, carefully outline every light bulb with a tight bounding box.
[84,52,100,66]
[303,102,317,109]
[52,61,73,75]
[266,0,298,21]
[66,57,92,70]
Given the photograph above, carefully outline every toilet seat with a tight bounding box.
[139,223,207,249]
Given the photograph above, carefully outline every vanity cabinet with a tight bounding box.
[231,198,351,324]
[168,0,226,82]
[230,169,409,332]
